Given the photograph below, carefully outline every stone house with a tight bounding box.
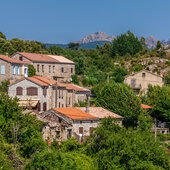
[0,55,29,82]
[11,52,75,81]
[8,76,90,112]
[38,108,99,143]
[124,70,164,94]
[78,107,123,126]
[141,104,169,134]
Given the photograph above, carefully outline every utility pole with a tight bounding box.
[107,73,109,83]
[154,117,157,142]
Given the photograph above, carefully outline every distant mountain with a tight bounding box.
[77,32,115,44]
[162,38,170,45]
[45,41,110,49]
[45,32,170,50]
[145,36,158,49]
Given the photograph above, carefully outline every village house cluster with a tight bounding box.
[0,52,168,142]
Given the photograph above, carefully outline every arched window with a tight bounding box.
[43,102,47,111]
[16,87,23,95]
[27,87,38,96]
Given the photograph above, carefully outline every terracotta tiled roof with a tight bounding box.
[53,108,98,120]
[32,76,57,85]
[141,104,152,109]
[17,52,74,64]
[0,55,30,64]
[57,82,90,92]
[78,107,123,119]
[27,77,49,86]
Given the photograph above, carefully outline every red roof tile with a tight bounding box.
[0,55,30,64]
[17,52,74,64]
[32,76,57,85]
[57,82,90,92]
[141,104,152,109]
[53,108,98,120]
[27,77,49,86]
[78,107,123,119]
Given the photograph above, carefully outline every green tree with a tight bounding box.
[0,32,6,40]
[85,118,169,169]
[26,151,95,169]
[48,46,64,55]
[68,42,80,50]
[146,85,170,123]
[156,40,162,50]
[94,82,142,127]
[71,74,79,84]
[28,65,36,77]
[0,80,10,93]
[111,31,144,58]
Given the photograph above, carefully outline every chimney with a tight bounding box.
[5,53,8,56]
[85,94,90,113]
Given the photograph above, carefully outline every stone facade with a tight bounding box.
[8,76,90,112]
[0,56,28,82]
[8,78,51,112]
[12,52,75,82]
[124,70,164,94]
[38,108,99,143]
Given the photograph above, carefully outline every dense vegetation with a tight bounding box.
[0,31,170,169]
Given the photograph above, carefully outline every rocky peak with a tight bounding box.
[77,32,115,44]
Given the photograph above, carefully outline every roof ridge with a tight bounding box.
[32,76,56,86]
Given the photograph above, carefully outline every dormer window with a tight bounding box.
[142,73,146,77]
[19,56,23,61]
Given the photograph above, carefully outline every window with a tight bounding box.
[37,102,41,111]
[27,87,38,96]
[69,97,71,105]
[79,127,83,134]
[67,129,72,139]
[62,104,64,108]
[43,102,47,111]
[90,127,93,135]
[61,67,64,73]
[16,87,23,95]
[43,87,47,97]
[90,120,93,123]
[142,73,146,77]
[17,66,20,75]
[19,56,23,61]
[37,64,39,72]
[12,65,15,74]
[49,65,51,73]
[42,65,44,72]
[80,121,82,124]
[1,65,5,74]
[59,89,60,98]
[53,66,55,73]
[71,68,73,73]
[59,102,60,108]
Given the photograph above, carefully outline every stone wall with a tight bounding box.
[125,70,163,93]
[12,53,75,82]
[0,59,28,82]
[8,79,51,112]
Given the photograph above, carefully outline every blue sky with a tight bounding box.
[0,0,170,43]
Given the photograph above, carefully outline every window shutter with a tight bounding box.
[27,87,38,96]
[79,127,83,134]
[43,102,47,111]
[16,87,23,95]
